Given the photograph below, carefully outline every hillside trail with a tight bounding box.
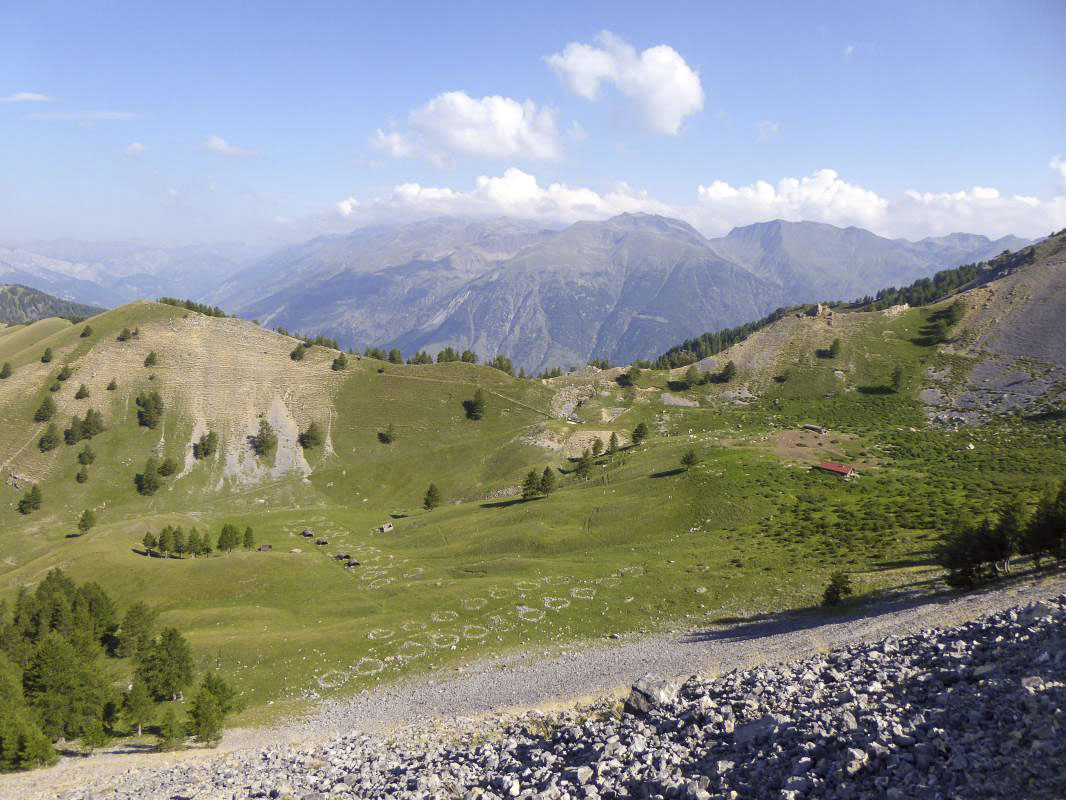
[5,569,1064,799]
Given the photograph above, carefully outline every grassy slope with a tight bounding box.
[0,297,1063,727]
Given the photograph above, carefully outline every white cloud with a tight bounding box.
[372,91,562,164]
[1,91,52,102]
[336,167,669,225]
[547,31,704,135]
[29,110,135,121]
[843,44,856,61]
[1051,154,1066,182]
[203,135,258,157]
[123,141,144,158]
[756,120,780,141]
[330,163,1066,241]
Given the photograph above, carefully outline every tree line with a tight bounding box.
[140,523,255,558]
[0,569,236,771]
[937,482,1066,587]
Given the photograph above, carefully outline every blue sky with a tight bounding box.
[2,0,1064,244]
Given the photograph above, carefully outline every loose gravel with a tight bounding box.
[4,573,1064,800]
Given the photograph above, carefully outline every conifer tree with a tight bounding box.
[592,437,604,457]
[78,444,96,465]
[41,347,52,363]
[78,509,96,534]
[720,361,737,382]
[157,527,173,557]
[575,449,593,480]
[331,353,348,371]
[460,350,478,363]
[0,361,11,379]
[18,485,42,514]
[135,457,161,495]
[193,430,218,459]
[38,423,59,452]
[123,679,154,737]
[253,419,277,457]
[75,384,89,399]
[57,366,73,381]
[243,527,255,549]
[143,351,158,368]
[76,465,89,483]
[142,531,157,556]
[189,684,223,745]
[298,421,323,449]
[157,456,178,477]
[522,470,541,500]
[423,483,441,510]
[631,422,649,446]
[80,325,93,338]
[681,449,699,470]
[465,388,486,420]
[106,378,117,390]
[608,431,619,454]
[187,529,202,557]
[290,343,306,361]
[135,391,163,429]
[388,349,404,364]
[892,365,904,392]
[118,602,157,658]
[117,327,132,342]
[156,706,184,751]
[217,524,241,552]
[138,627,194,701]
[539,466,556,496]
[34,395,56,422]
[172,528,186,558]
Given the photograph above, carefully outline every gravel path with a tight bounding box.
[4,570,1064,799]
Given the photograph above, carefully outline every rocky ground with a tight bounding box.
[6,573,1064,800]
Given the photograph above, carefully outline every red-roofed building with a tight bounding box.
[816,461,857,479]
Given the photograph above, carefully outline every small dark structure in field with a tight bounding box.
[258,544,272,551]
[378,522,394,533]
[345,558,360,568]
[300,528,313,537]
[335,552,350,560]
[803,424,827,434]
[816,461,857,479]
[315,537,328,545]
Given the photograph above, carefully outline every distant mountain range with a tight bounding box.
[0,240,257,307]
[205,215,1029,371]
[0,284,103,324]
[2,216,1031,372]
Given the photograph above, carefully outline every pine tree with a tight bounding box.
[135,391,164,429]
[106,378,117,390]
[828,338,841,358]
[681,449,699,469]
[298,421,323,449]
[684,364,702,388]
[631,422,649,446]
[78,509,96,534]
[117,327,132,342]
[522,470,541,500]
[189,685,223,745]
[891,365,904,392]
[217,524,241,552]
[135,457,161,495]
[123,679,154,737]
[460,350,478,363]
[465,388,486,420]
[608,432,619,454]
[143,351,158,368]
[243,527,255,550]
[0,361,11,379]
[388,349,404,364]
[78,444,96,465]
[34,396,56,422]
[138,627,194,701]
[142,531,157,556]
[253,419,277,457]
[720,361,737,382]
[118,602,158,659]
[290,343,307,361]
[18,485,42,515]
[539,466,557,496]
[75,384,89,399]
[331,353,348,371]
[157,456,178,477]
[38,423,60,452]
[193,430,218,459]
[591,438,604,457]
[76,465,89,483]
[379,422,396,444]
[22,632,109,741]
[423,483,441,511]
[157,527,173,557]
[57,366,72,381]
[575,449,593,480]
[41,347,52,363]
[80,325,93,338]
[172,528,186,558]
[187,529,202,557]
[156,706,184,751]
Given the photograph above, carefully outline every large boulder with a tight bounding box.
[624,674,680,715]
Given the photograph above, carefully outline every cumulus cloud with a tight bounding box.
[1,91,52,102]
[372,91,562,165]
[330,163,1066,241]
[547,31,704,135]
[203,135,258,157]
[123,141,144,158]
[336,167,670,225]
